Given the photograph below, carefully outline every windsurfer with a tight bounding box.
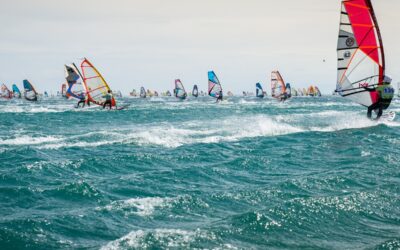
[76,94,86,108]
[217,90,223,102]
[103,90,113,109]
[366,76,394,120]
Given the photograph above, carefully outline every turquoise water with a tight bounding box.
[0,96,399,249]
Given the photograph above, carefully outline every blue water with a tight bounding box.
[0,96,399,249]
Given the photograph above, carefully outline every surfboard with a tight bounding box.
[381,111,396,122]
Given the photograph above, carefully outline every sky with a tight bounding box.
[0,0,399,95]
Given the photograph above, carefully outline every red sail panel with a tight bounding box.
[344,0,381,68]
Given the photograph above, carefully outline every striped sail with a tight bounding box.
[0,84,12,99]
[208,71,223,99]
[80,58,116,107]
[65,64,86,100]
[337,0,385,107]
[271,71,286,99]
[174,79,187,100]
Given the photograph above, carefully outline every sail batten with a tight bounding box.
[80,58,115,107]
[208,71,223,99]
[23,80,38,101]
[336,0,385,107]
[65,64,86,100]
[271,71,287,99]
[175,79,187,99]
[0,84,12,99]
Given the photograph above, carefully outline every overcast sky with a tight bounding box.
[0,0,399,94]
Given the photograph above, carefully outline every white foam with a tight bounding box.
[101,228,214,250]
[0,135,62,146]
[100,197,173,217]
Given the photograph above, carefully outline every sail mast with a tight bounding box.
[366,0,385,82]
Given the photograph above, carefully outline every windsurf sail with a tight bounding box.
[174,79,187,100]
[65,64,86,100]
[208,71,223,99]
[23,80,38,101]
[61,83,67,98]
[307,86,312,96]
[256,83,264,98]
[80,58,116,107]
[271,71,286,99]
[12,84,21,98]
[292,88,298,97]
[44,91,49,97]
[336,0,387,107]
[192,85,199,97]
[285,83,292,98]
[0,84,12,99]
[315,86,322,97]
[166,90,171,97]
[140,87,146,98]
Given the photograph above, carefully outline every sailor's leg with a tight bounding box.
[367,106,373,119]
[377,104,383,119]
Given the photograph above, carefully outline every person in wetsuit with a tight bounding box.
[76,93,86,108]
[366,76,394,120]
[103,90,113,109]
[216,90,223,102]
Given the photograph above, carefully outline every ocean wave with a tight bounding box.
[0,135,62,146]
[3,110,398,150]
[100,228,218,250]
[98,197,174,217]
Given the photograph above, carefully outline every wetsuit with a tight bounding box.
[367,83,394,119]
[103,93,113,109]
[77,96,86,108]
[216,91,223,102]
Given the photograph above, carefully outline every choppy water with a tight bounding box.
[0,96,399,249]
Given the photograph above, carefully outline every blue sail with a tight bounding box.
[285,83,292,98]
[65,64,86,100]
[256,83,264,98]
[12,84,21,98]
[208,71,223,99]
[23,79,38,101]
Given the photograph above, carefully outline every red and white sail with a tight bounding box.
[271,71,286,98]
[337,0,385,107]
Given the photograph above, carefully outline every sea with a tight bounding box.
[0,96,399,249]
